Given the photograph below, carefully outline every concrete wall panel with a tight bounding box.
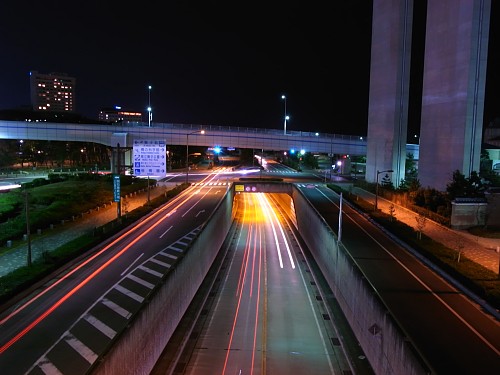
[419,0,491,190]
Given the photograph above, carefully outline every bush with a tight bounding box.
[0,175,154,245]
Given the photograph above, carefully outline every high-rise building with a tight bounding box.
[29,71,76,113]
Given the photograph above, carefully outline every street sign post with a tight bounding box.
[113,175,120,202]
[113,174,121,218]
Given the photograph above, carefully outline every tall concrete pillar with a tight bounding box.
[419,0,491,191]
[366,0,414,187]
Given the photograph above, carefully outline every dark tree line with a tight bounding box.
[0,140,110,169]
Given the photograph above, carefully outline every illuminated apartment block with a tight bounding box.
[29,71,76,113]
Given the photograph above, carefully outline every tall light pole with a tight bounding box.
[281,94,287,134]
[375,169,394,210]
[186,130,205,184]
[147,85,152,127]
[24,189,32,267]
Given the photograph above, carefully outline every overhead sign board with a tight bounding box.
[113,175,120,202]
[133,139,167,176]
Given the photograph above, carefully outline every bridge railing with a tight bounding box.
[121,120,367,142]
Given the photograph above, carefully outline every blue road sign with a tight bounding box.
[113,175,120,202]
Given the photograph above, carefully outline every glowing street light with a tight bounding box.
[375,169,394,210]
[147,85,152,127]
[281,94,289,135]
[186,130,206,184]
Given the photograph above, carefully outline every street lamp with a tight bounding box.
[186,130,205,184]
[375,169,394,210]
[281,94,288,134]
[147,85,152,127]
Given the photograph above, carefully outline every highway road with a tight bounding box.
[0,172,228,374]
[2,158,499,374]
[297,184,500,374]
[152,191,366,375]
[0,162,352,375]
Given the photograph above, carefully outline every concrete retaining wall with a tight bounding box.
[292,187,431,375]
[450,201,488,229]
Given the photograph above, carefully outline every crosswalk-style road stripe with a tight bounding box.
[84,314,116,339]
[101,298,132,319]
[115,285,144,303]
[150,258,177,268]
[37,359,63,375]
[65,333,98,364]
[193,182,229,186]
[169,245,185,252]
[138,264,164,277]
[127,274,155,290]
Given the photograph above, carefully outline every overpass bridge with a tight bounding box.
[0,120,366,155]
[0,120,419,176]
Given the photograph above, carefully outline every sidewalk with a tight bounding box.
[0,182,176,278]
[350,186,500,274]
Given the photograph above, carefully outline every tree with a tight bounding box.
[415,214,427,240]
[480,149,492,171]
[302,152,319,169]
[389,203,396,222]
[398,153,421,192]
[381,173,394,190]
[0,140,18,168]
[455,237,465,262]
[446,170,485,199]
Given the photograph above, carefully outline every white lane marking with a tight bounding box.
[160,225,173,238]
[121,253,144,276]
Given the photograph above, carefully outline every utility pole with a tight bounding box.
[147,175,150,204]
[116,143,121,219]
[24,189,32,267]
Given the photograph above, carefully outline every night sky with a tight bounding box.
[0,1,498,138]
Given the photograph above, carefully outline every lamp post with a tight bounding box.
[147,85,152,127]
[24,189,32,267]
[375,169,394,210]
[281,94,288,135]
[186,130,205,184]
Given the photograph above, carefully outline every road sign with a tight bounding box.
[113,175,120,202]
[133,139,167,176]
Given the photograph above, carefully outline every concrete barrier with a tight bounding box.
[292,187,430,375]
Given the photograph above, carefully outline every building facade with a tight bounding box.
[29,71,76,113]
[98,106,143,123]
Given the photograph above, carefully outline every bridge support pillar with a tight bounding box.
[366,0,413,188]
[418,1,490,191]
